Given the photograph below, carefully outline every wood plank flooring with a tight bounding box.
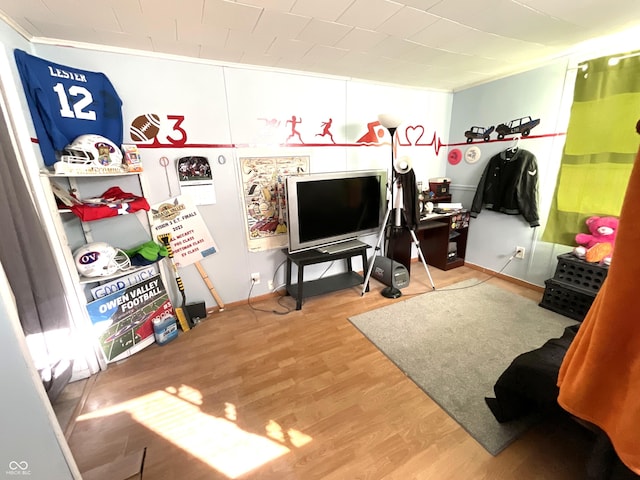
[65,264,595,479]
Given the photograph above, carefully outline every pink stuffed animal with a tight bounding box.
[573,216,619,265]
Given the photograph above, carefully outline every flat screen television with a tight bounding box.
[285,169,387,253]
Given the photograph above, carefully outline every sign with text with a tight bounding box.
[150,194,218,268]
[90,265,158,300]
[86,274,171,363]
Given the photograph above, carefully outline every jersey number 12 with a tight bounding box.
[53,83,96,121]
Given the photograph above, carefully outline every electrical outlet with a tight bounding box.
[251,272,261,284]
[515,246,525,259]
[267,280,274,290]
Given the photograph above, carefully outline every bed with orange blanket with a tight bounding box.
[487,141,640,478]
[557,142,640,477]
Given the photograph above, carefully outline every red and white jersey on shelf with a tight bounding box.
[69,186,150,221]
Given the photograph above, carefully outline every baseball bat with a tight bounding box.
[194,261,225,311]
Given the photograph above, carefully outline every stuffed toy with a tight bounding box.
[573,216,619,264]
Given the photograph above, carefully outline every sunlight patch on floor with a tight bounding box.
[76,385,312,478]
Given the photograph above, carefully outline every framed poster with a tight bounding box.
[240,156,309,251]
[86,274,172,363]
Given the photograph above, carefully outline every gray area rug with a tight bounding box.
[349,279,578,455]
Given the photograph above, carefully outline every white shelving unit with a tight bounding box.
[39,169,167,373]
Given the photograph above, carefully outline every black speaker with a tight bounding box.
[371,256,410,289]
[186,302,207,322]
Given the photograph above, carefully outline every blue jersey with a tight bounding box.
[14,49,123,166]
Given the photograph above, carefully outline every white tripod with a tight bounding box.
[361,178,435,296]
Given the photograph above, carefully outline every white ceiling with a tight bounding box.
[2,0,640,91]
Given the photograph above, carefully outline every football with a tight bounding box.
[130,113,161,142]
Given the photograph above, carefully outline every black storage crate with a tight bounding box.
[552,253,608,294]
[539,278,597,322]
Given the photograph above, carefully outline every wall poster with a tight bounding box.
[240,156,309,252]
[177,155,217,205]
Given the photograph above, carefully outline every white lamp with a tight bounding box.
[377,113,404,299]
[378,113,403,129]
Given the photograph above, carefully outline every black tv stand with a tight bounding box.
[284,240,370,310]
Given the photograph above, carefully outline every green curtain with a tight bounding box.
[542,50,640,246]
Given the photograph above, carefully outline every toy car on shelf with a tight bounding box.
[495,115,540,139]
[464,125,494,143]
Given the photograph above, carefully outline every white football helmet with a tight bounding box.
[73,242,131,278]
[58,134,123,168]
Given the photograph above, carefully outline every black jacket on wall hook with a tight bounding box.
[470,142,540,228]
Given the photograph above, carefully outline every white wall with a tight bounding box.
[446,27,640,286]
[4,18,638,306]
[448,61,575,285]
[11,41,452,308]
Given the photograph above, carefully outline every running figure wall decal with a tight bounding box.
[286,115,304,143]
[316,118,335,143]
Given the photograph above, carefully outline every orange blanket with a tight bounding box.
[557,144,640,474]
